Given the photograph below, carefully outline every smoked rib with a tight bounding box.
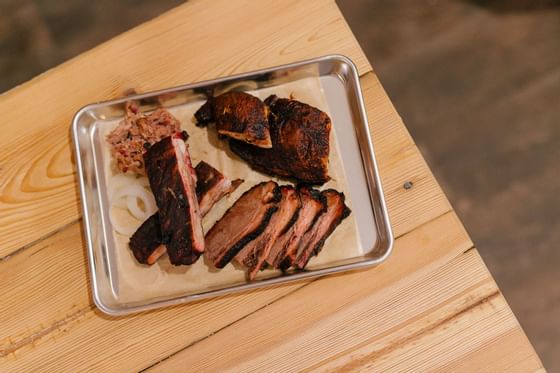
[143,132,204,265]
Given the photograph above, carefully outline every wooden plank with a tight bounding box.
[438,329,544,373]
[0,222,90,350]
[361,73,451,236]
[0,209,470,372]
[147,246,540,372]
[0,0,372,258]
[146,212,472,372]
[0,72,455,369]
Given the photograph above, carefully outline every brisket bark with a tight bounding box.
[266,186,326,269]
[234,185,301,280]
[293,189,351,269]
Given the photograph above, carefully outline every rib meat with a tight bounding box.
[195,161,244,217]
[129,161,242,265]
[204,181,280,268]
[143,132,204,265]
[234,185,301,280]
[293,189,351,269]
[266,186,326,269]
[195,92,272,148]
[229,95,331,184]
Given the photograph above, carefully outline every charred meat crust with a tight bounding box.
[129,160,241,265]
[214,205,278,268]
[278,187,327,270]
[194,97,214,126]
[129,213,162,264]
[143,132,203,265]
[106,104,181,174]
[195,160,221,198]
[194,92,272,148]
[229,95,331,184]
[293,189,351,269]
[237,185,302,279]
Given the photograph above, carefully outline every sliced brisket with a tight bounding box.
[266,186,326,269]
[143,132,204,265]
[234,185,301,280]
[204,181,280,268]
[293,189,351,269]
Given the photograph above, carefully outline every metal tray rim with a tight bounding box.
[72,54,393,316]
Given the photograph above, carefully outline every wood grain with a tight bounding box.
[0,71,448,360]
[362,73,451,236]
[149,250,528,372]
[0,0,371,258]
[0,0,542,370]
[0,211,468,372]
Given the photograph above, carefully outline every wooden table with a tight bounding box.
[0,1,543,371]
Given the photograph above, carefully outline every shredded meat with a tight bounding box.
[107,102,180,174]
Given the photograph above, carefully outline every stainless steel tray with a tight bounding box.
[72,54,393,315]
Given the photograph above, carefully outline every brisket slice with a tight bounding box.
[234,185,301,280]
[195,160,244,217]
[204,181,281,268]
[293,189,351,270]
[266,186,326,269]
[143,132,204,265]
[129,161,242,265]
[194,92,272,148]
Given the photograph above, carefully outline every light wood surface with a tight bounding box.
[0,0,542,371]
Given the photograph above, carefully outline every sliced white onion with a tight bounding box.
[107,174,149,200]
[109,208,138,236]
[107,173,155,236]
[126,192,157,221]
[113,198,128,209]
[112,185,156,220]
